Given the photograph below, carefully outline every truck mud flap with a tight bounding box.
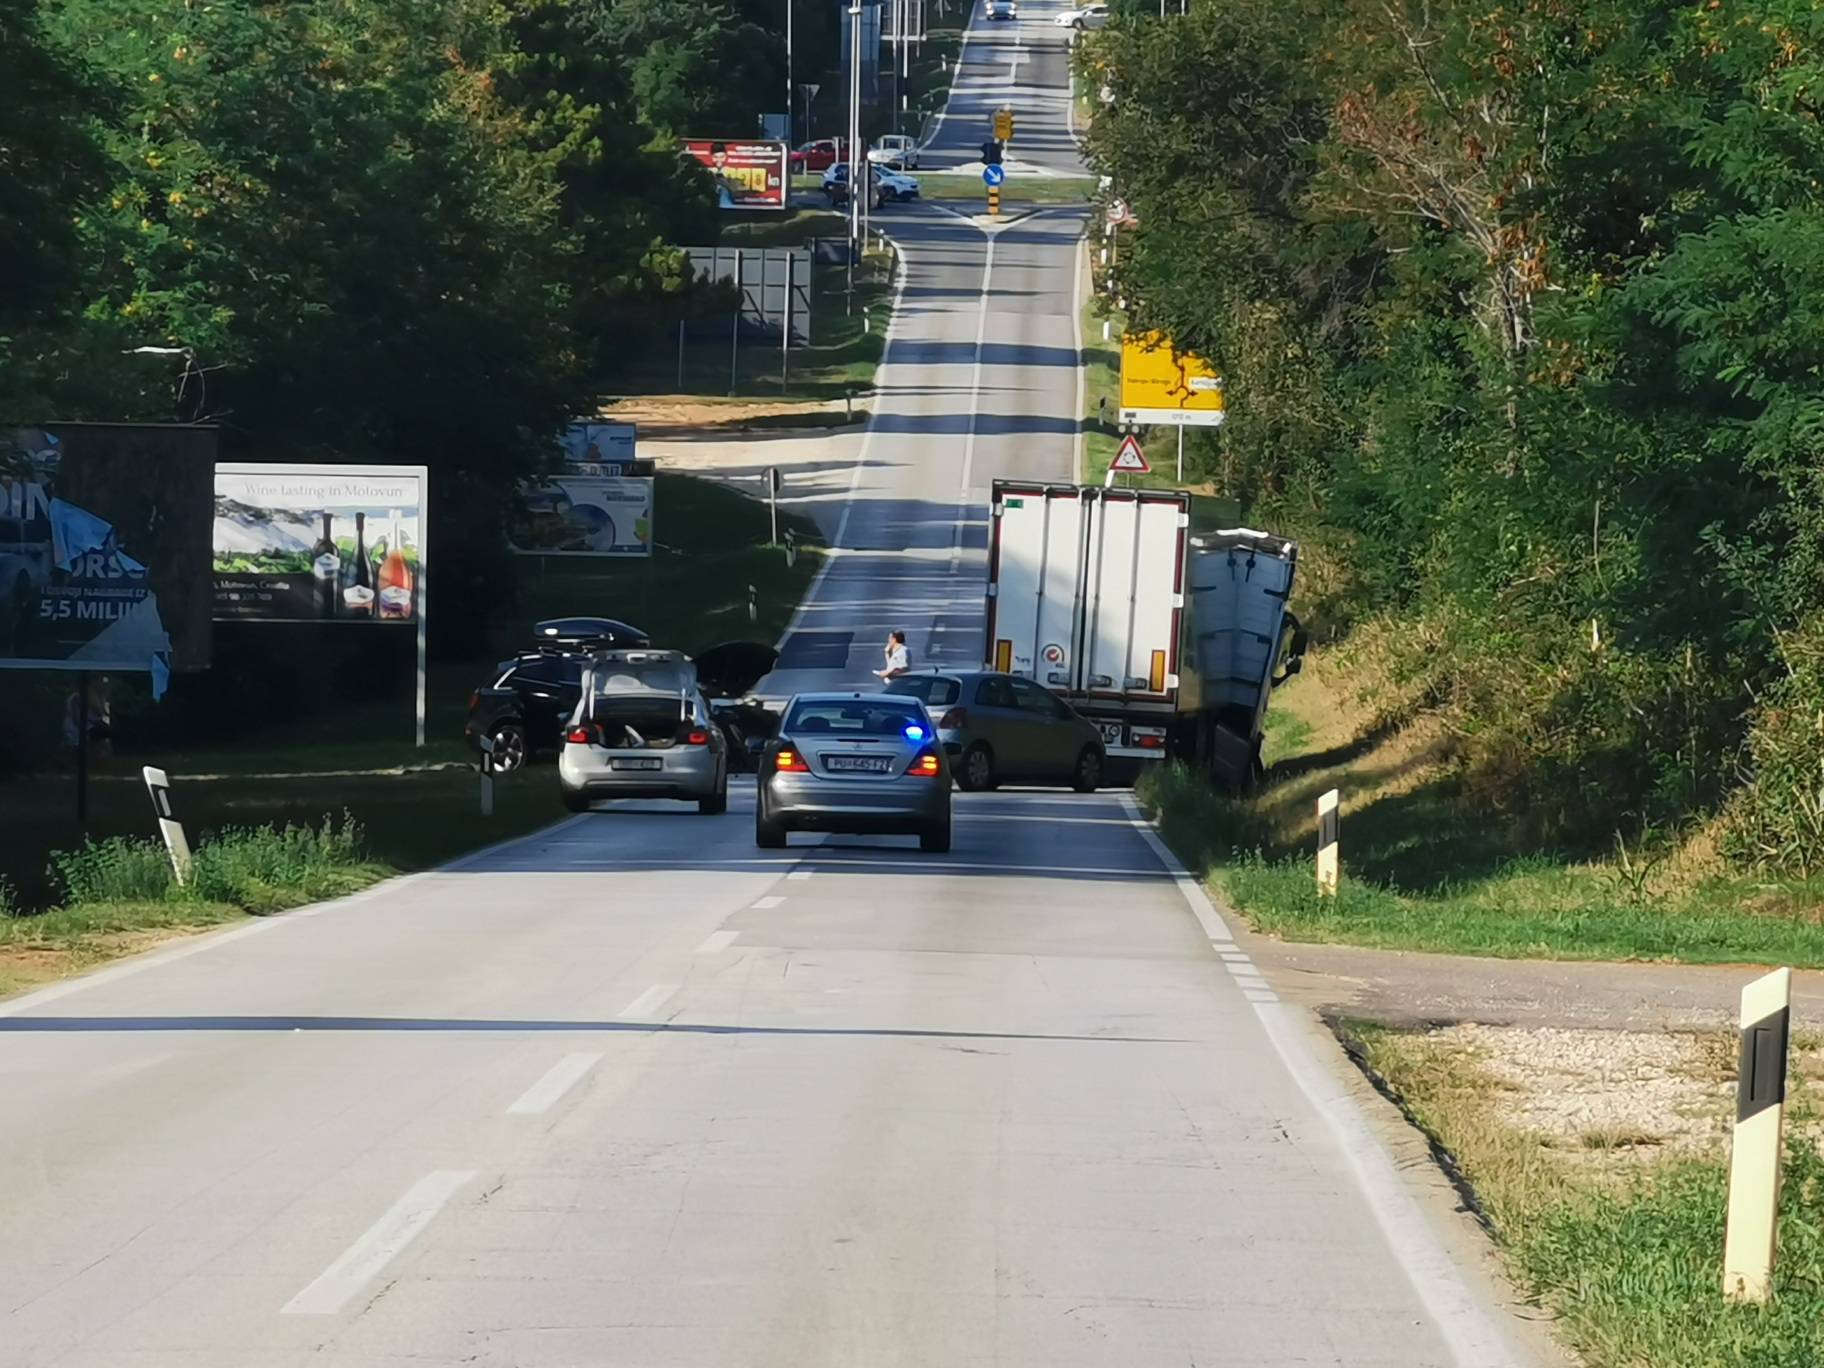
[1207,723,1258,796]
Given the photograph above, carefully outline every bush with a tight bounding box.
[186,814,374,914]
[51,836,175,905]
[1727,615,1824,875]
[46,815,377,916]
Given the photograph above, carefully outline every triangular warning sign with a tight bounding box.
[1111,434,1150,473]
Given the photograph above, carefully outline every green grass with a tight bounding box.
[922,172,1098,205]
[719,207,848,248]
[615,248,895,403]
[1348,1022,1824,1368]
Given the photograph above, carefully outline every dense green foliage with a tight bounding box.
[1088,2,1824,864]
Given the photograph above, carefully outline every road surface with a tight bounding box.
[0,8,1538,1367]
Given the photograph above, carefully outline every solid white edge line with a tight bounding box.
[1117,795,1525,1368]
[914,5,976,154]
[695,929,741,954]
[619,983,679,1020]
[505,1051,603,1117]
[952,231,997,569]
[1072,229,1088,483]
[280,1169,476,1315]
[0,814,597,1020]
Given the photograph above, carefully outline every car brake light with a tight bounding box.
[909,750,942,778]
[680,726,710,745]
[774,747,811,773]
[565,724,599,745]
[1135,732,1164,749]
[468,691,479,714]
[937,707,967,729]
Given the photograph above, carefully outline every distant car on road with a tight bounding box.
[1055,2,1107,26]
[755,692,951,850]
[466,617,649,771]
[867,134,920,171]
[984,0,1017,18]
[559,649,730,814]
[789,138,850,173]
[824,162,919,206]
[882,669,1105,792]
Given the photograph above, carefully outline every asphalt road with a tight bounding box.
[0,9,1539,1367]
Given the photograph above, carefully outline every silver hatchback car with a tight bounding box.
[882,670,1105,792]
[756,692,952,851]
[559,650,730,813]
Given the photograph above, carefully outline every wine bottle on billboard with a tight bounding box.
[312,513,340,618]
[343,511,374,617]
[377,508,414,620]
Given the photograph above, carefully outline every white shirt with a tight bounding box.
[883,644,910,675]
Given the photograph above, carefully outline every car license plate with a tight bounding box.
[826,755,892,773]
[1096,722,1125,746]
[610,757,662,771]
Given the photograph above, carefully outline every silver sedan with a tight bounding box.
[755,692,952,851]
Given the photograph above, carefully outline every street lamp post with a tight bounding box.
[785,0,793,146]
[847,3,862,313]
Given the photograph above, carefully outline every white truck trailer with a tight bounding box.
[983,481,1303,789]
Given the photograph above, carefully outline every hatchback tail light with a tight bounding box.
[467,691,480,715]
[909,750,942,778]
[774,747,811,773]
[937,707,967,729]
[565,723,600,746]
[680,726,711,746]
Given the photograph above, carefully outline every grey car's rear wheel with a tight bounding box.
[1071,746,1102,793]
[957,743,996,792]
[920,823,952,854]
[560,786,591,813]
[488,722,527,774]
[699,771,729,815]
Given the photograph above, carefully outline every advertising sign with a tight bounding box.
[559,422,636,469]
[509,476,654,558]
[681,139,790,212]
[0,424,216,679]
[213,464,428,623]
[1119,331,1227,427]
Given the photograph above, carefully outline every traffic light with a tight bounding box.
[981,140,1003,166]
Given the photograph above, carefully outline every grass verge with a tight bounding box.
[1138,647,1824,965]
[1344,1021,1824,1367]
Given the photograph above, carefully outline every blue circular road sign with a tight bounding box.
[983,164,1006,187]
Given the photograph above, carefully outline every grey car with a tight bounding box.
[883,670,1104,793]
[558,650,729,813]
[755,692,951,851]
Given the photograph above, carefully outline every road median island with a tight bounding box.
[0,472,825,999]
[1340,1018,1824,1367]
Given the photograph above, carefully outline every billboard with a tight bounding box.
[560,422,636,469]
[1119,331,1227,427]
[213,464,428,623]
[0,424,216,680]
[681,139,789,212]
[509,475,654,558]
[684,246,813,345]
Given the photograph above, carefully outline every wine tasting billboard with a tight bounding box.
[508,475,653,558]
[213,464,428,623]
[0,424,216,678]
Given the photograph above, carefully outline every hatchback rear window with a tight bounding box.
[786,699,926,736]
[592,660,694,696]
[883,676,960,707]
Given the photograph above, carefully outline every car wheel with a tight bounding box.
[489,722,527,773]
[561,786,592,813]
[700,774,729,815]
[1072,746,1103,793]
[920,823,952,854]
[957,743,996,792]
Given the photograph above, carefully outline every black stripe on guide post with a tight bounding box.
[1317,805,1339,855]
[1737,1006,1790,1123]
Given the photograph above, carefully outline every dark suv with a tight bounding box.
[467,618,648,772]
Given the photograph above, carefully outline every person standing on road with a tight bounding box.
[874,629,911,681]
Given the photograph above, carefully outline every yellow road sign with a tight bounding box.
[1118,331,1225,427]
[993,108,1014,142]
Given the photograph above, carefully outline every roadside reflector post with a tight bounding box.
[1724,966,1792,1304]
[476,735,495,818]
[748,583,758,623]
[785,528,797,567]
[141,767,193,885]
[1315,788,1340,897]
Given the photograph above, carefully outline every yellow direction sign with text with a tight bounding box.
[1119,332,1226,427]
